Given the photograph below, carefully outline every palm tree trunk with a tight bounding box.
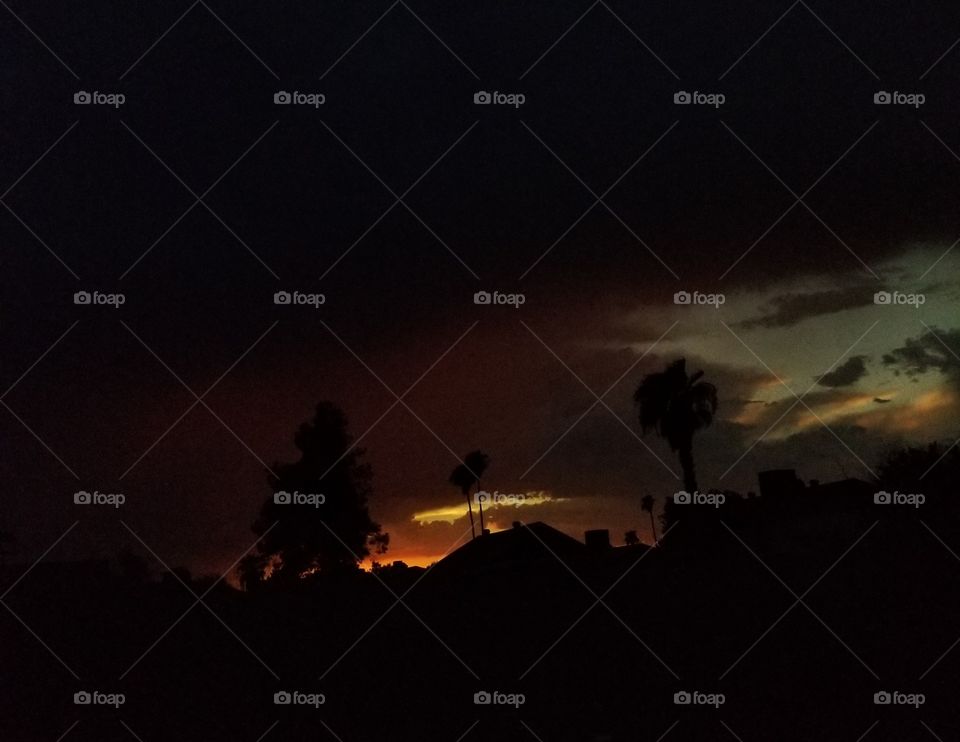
[648,511,657,546]
[477,482,485,534]
[465,495,476,539]
[678,444,697,494]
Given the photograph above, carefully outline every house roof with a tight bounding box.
[430,521,587,577]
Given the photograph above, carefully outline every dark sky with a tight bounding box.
[3,1,960,573]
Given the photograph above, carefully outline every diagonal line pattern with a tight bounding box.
[719,520,879,679]
[119,321,279,479]
[319,1,400,80]
[719,0,801,80]
[519,120,680,280]
[119,120,280,280]
[720,0,877,80]
[119,522,279,679]
[721,320,878,478]
[399,1,479,79]
[0,601,81,678]
[319,320,485,479]
[120,0,278,80]
[1,322,81,478]
[918,520,960,679]
[519,521,681,680]
[319,523,476,680]
[0,522,81,678]
[521,0,678,80]
[318,120,480,280]
[313,322,478,483]
[198,1,279,79]
[719,119,879,280]
[519,320,681,479]
[719,321,879,480]
[55,720,80,741]
[319,521,479,678]
[318,1,477,81]
[0,0,79,78]
[120,0,200,79]
[1,121,81,279]
[912,323,960,480]
[121,520,279,678]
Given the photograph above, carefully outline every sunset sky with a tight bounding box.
[2,1,959,575]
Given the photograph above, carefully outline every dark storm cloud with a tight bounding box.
[883,327,960,385]
[816,355,868,388]
[752,422,889,483]
[737,287,876,330]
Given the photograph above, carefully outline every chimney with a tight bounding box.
[584,529,611,551]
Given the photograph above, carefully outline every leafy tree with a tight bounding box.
[369,532,390,556]
[877,441,960,518]
[241,402,385,588]
[449,450,490,538]
[634,358,718,493]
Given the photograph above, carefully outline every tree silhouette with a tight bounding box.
[877,441,960,518]
[449,450,490,538]
[641,495,657,545]
[240,402,385,589]
[634,358,717,493]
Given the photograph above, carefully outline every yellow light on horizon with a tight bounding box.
[411,491,558,525]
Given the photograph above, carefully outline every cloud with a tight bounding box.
[412,492,558,525]
[874,397,892,404]
[815,355,868,388]
[882,327,960,386]
[737,287,876,330]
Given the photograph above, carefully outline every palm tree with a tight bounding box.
[449,450,491,538]
[641,495,657,545]
[633,358,718,494]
